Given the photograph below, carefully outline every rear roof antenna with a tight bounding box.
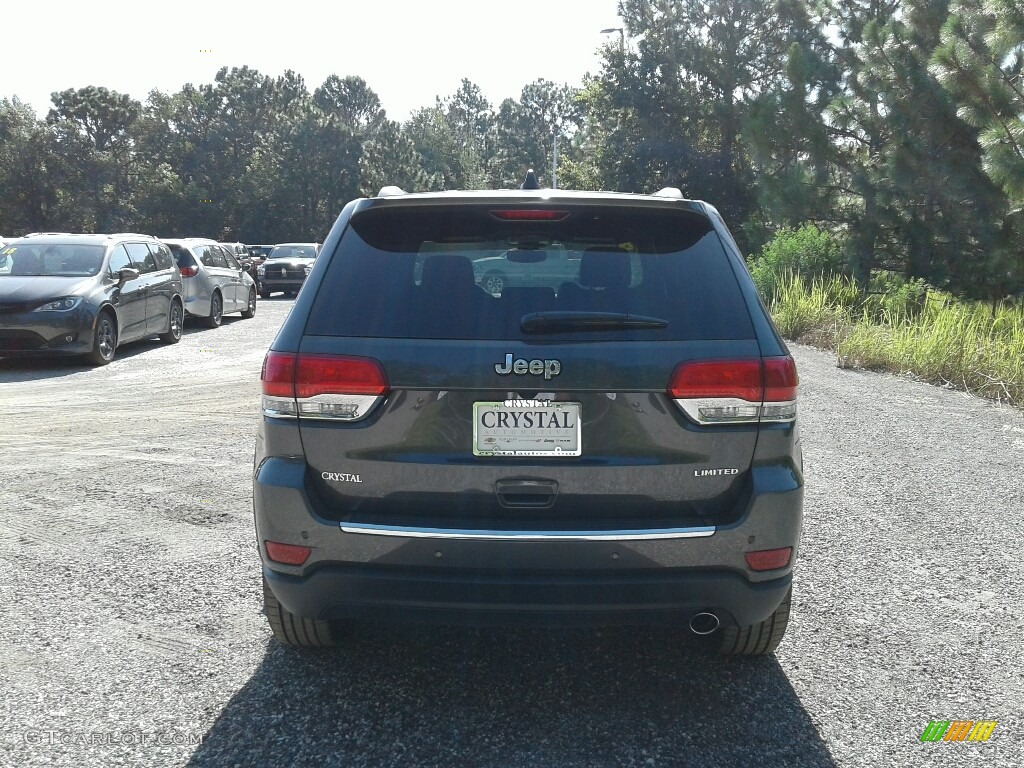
[521,169,540,190]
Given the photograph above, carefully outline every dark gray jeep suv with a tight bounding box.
[254,180,803,655]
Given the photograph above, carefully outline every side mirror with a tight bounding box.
[117,267,140,286]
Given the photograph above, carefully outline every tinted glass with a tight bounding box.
[222,250,241,270]
[167,244,195,269]
[108,244,132,275]
[0,243,106,277]
[213,246,230,268]
[306,204,755,341]
[269,245,317,259]
[196,245,211,267]
[149,242,173,270]
[125,242,156,274]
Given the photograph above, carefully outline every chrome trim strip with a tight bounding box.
[340,523,716,541]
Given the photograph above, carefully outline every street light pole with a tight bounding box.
[600,27,624,53]
[552,130,558,189]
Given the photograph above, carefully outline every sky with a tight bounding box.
[3,0,624,121]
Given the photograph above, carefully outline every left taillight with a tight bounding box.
[668,356,797,425]
[261,351,388,421]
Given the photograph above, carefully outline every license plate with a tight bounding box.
[473,399,581,457]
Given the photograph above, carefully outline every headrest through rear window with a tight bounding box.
[580,247,630,289]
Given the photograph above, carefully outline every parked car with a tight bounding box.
[472,246,582,295]
[163,238,257,327]
[254,173,803,655]
[221,241,262,282]
[0,232,183,365]
[247,244,274,259]
[256,242,319,298]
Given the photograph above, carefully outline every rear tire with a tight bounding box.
[717,587,792,656]
[263,576,337,647]
[260,289,271,299]
[204,292,223,328]
[86,311,117,366]
[159,299,183,343]
[241,287,257,319]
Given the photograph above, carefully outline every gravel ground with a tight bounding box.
[1,297,1021,767]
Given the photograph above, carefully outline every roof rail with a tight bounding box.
[377,186,407,197]
[653,187,684,199]
[24,232,158,239]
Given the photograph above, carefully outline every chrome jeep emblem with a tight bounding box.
[494,353,561,380]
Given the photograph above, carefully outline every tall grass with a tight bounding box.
[767,274,1024,407]
[769,271,856,345]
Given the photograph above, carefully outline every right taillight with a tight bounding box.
[179,265,199,278]
[668,356,797,425]
[261,351,388,421]
[760,356,799,422]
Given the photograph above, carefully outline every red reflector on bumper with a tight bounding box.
[265,540,311,565]
[744,547,792,571]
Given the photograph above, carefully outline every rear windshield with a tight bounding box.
[305,204,754,341]
[166,244,196,268]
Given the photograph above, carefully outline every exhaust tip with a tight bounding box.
[689,611,720,635]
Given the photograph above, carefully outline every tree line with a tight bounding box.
[1,0,1021,301]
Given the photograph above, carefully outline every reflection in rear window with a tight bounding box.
[306,205,755,341]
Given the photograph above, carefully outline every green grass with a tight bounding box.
[766,271,856,348]
[766,274,1024,407]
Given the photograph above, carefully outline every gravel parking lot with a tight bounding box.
[1,297,1022,767]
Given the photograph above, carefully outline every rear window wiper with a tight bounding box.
[520,311,669,334]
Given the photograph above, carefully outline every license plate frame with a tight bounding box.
[473,399,581,457]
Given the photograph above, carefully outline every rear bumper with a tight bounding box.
[255,455,803,628]
[263,562,792,627]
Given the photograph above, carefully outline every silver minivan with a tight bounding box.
[164,238,257,327]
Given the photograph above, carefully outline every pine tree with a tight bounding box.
[931,0,1024,300]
